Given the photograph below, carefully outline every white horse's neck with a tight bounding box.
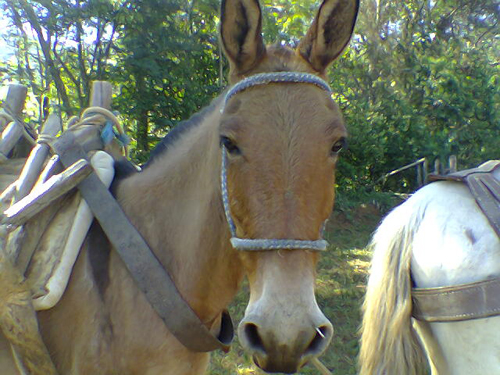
[395,168,500,374]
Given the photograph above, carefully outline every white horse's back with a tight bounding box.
[360,167,500,375]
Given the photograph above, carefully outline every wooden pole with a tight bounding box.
[0,85,27,131]
[417,163,423,187]
[0,85,30,161]
[3,159,91,228]
[378,157,426,184]
[0,123,25,159]
[33,155,62,189]
[14,114,62,202]
[89,81,112,109]
[434,158,441,175]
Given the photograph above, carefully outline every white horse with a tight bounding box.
[359,162,500,375]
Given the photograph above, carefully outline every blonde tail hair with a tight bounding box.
[359,210,428,375]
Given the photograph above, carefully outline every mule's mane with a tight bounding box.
[144,97,222,169]
[112,96,222,183]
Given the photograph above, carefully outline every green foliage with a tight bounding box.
[329,0,499,193]
[0,0,498,188]
[109,0,221,157]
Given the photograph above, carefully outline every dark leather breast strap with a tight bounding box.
[51,131,233,352]
[412,160,500,322]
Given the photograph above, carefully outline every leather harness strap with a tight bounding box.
[413,277,500,322]
[412,160,500,322]
[429,160,500,236]
[51,131,233,352]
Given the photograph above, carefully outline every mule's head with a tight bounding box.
[219,0,358,372]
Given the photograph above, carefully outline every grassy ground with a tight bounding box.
[209,204,383,375]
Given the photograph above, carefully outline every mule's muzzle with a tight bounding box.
[239,319,333,373]
[253,354,300,374]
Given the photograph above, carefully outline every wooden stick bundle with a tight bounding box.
[0,81,115,375]
[3,159,91,228]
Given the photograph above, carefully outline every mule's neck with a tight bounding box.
[116,100,243,325]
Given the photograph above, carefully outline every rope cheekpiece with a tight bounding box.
[220,72,332,252]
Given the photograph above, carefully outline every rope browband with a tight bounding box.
[220,72,332,252]
[222,72,332,112]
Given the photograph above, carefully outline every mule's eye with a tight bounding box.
[220,136,241,155]
[331,138,347,155]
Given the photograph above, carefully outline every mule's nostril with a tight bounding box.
[243,323,266,353]
[305,325,332,355]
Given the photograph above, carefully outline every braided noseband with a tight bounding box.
[220,72,332,252]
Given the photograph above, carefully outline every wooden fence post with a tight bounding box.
[434,158,441,175]
[449,155,457,173]
[423,158,429,185]
[417,163,423,187]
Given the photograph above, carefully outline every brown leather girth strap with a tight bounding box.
[413,278,500,322]
[412,160,500,322]
[51,131,233,352]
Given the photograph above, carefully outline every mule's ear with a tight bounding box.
[220,0,266,75]
[298,0,359,73]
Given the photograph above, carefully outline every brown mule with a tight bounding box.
[0,0,359,373]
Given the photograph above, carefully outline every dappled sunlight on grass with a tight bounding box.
[236,367,262,374]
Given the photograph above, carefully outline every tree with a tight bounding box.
[2,0,118,120]
[329,0,500,193]
[1,0,498,194]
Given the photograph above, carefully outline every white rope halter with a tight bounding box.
[220,72,332,252]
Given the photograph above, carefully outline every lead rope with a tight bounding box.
[311,358,333,375]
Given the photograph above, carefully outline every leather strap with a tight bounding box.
[51,131,233,352]
[429,160,500,237]
[467,173,500,237]
[413,160,500,322]
[413,277,500,322]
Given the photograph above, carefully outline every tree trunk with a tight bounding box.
[135,75,149,153]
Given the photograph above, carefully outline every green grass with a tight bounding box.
[209,204,382,375]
